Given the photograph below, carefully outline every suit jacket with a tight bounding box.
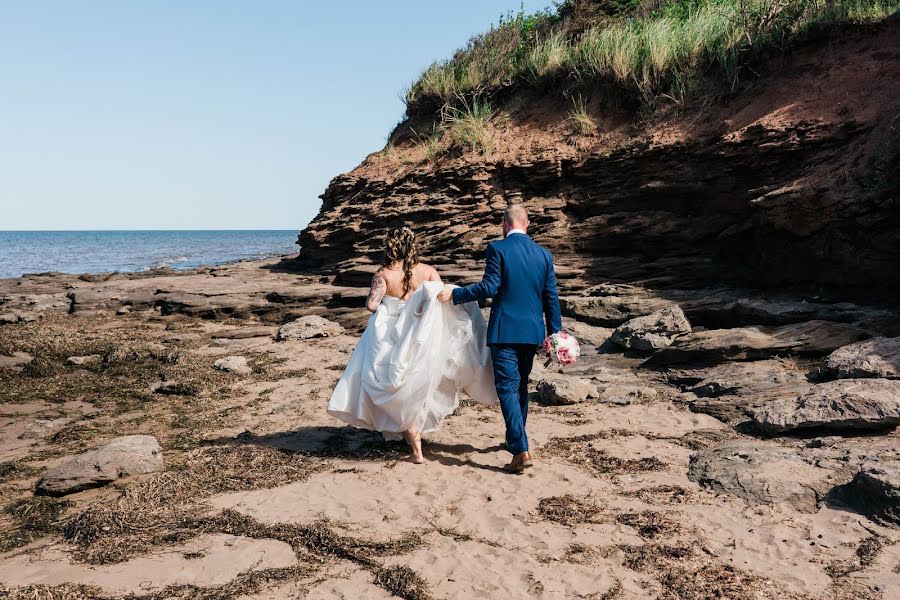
[452,233,562,346]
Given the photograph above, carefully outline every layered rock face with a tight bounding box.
[295,25,899,299]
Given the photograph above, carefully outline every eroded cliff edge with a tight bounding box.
[294,23,899,301]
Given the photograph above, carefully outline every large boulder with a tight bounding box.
[688,442,840,513]
[749,379,900,434]
[37,435,163,496]
[844,460,900,526]
[823,337,900,380]
[277,315,344,341]
[650,320,870,365]
[610,305,691,351]
[214,355,252,376]
[536,376,598,405]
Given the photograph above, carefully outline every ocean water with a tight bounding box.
[0,230,299,279]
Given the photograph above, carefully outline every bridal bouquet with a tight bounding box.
[543,331,580,366]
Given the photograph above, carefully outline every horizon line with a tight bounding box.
[0,228,300,232]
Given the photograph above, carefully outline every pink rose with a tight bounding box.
[543,337,553,353]
[557,347,572,365]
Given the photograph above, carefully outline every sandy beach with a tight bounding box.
[1,257,897,599]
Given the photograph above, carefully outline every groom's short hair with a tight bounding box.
[503,204,528,227]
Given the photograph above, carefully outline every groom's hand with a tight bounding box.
[437,285,454,303]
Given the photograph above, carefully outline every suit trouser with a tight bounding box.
[490,344,537,456]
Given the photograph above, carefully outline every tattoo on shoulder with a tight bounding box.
[367,272,386,306]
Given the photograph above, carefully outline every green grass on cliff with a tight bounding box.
[406,0,899,112]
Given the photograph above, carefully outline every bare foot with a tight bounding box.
[403,430,425,464]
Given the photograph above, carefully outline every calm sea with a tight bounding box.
[0,230,299,279]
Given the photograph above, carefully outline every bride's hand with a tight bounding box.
[437,285,454,303]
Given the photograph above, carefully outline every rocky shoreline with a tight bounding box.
[1,255,898,599]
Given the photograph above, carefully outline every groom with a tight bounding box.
[438,204,561,473]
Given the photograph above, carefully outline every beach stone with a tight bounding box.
[277,315,344,341]
[823,337,900,380]
[214,355,252,376]
[560,295,672,327]
[0,352,33,371]
[650,320,870,365]
[37,435,163,495]
[610,305,691,351]
[749,379,900,434]
[844,460,900,526]
[67,354,103,367]
[536,376,598,405]
[116,305,132,315]
[688,442,838,512]
[0,311,39,324]
[151,380,198,396]
[597,384,658,405]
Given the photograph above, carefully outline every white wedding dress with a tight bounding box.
[327,280,498,439]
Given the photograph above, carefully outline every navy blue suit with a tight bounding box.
[452,232,562,455]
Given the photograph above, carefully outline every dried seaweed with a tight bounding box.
[616,510,681,540]
[0,460,40,483]
[63,444,324,563]
[373,565,433,600]
[619,543,807,600]
[538,494,605,526]
[623,484,693,505]
[0,496,72,552]
[541,433,667,475]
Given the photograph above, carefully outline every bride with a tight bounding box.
[327,226,498,463]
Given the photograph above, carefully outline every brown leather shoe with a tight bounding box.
[522,451,534,468]
[504,451,530,474]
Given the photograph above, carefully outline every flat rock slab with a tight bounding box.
[561,317,613,349]
[610,305,691,351]
[212,326,279,340]
[597,384,658,405]
[536,376,598,405]
[689,361,806,398]
[650,320,870,365]
[750,379,900,434]
[0,352,33,371]
[560,295,672,327]
[688,442,840,513]
[37,435,163,495]
[671,361,812,423]
[823,336,900,380]
[277,315,344,341]
[844,460,900,526]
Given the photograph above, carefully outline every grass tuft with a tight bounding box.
[567,95,596,134]
[440,96,496,155]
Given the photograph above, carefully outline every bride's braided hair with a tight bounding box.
[383,226,419,297]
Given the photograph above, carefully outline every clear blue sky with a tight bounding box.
[0,1,547,231]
